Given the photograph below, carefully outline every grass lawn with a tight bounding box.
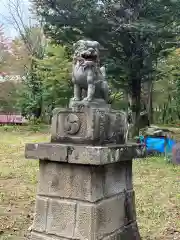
[0,126,179,239]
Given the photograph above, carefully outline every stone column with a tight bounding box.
[25,102,141,240]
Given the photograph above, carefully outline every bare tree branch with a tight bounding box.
[1,0,45,56]
[0,0,46,79]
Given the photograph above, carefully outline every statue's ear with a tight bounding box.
[93,41,100,49]
[73,40,85,50]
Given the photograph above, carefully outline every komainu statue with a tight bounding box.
[50,39,129,145]
[72,40,109,102]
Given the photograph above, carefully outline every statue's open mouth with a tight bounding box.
[81,53,97,62]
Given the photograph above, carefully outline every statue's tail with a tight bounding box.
[100,66,106,79]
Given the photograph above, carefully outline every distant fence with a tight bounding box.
[0,114,27,125]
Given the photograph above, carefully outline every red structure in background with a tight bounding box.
[0,72,7,77]
[0,114,27,124]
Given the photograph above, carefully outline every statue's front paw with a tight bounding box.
[83,97,92,102]
[72,97,80,101]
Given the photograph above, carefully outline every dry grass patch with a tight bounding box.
[134,158,180,239]
[0,127,49,240]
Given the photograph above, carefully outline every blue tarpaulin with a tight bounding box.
[140,136,176,154]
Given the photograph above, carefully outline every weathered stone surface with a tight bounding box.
[68,145,136,165]
[25,143,68,162]
[25,143,138,165]
[30,223,141,240]
[51,107,96,144]
[51,108,89,143]
[75,194,126,239]
[51,106,128,145]
[38,161,103,202]
[30,232,65,240]
[125,161,133,190]
[104,162,126,196]
[74,203,97,240]
[68,145,102,165]
[32,197,48,232]
[29,192,137,240]
[46,199,76,238]
[124,191,136,225]
[37,161,133,202]
[95,194,125,238]
[102,222,141,240]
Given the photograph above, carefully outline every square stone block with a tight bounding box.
[31,197,48,232]
[104,162,126,196]
[75,203,97,240]
[51,107,128,145]
[46,199,76,238]
[96,195,125,238]
[38,161,132,202]
[51,108,89,143]
[38,161,103,202]
[75,194,126,240]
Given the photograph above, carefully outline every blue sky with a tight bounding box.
[0,0,31,39]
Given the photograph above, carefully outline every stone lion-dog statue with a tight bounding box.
[72,40,109,102]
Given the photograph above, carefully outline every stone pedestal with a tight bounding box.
[51,101,128,145]
[25,102,141,240]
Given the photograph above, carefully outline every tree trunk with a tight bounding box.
[147,80,153,124]
[128,78,141,137]
[33,106,42,119]
[142,79,153,125]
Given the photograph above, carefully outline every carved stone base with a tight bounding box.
[51,102,128,145]
[30,223,140,240]
[25,143,141,240]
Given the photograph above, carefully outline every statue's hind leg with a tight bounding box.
[102,82,109,103]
